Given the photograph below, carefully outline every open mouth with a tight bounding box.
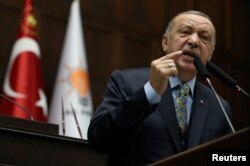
[182,50,198,58]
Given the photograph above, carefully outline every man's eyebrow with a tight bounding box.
[179,23,192,28]
[177,23,193,30]
[178,23,212,33]
[199,29,213,34]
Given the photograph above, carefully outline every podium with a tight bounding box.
[1,115,249,166]
[150,127,250,166]
[0,115,107,166]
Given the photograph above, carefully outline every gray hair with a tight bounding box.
[165,10,216,46]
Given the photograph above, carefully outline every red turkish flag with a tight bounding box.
[0,0,47,121]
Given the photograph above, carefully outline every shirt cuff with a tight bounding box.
[144,81,161,105]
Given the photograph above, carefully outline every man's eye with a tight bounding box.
[201,35,208,40]
[180,30,190,36]
[200,35,212,43]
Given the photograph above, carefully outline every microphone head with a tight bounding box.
[206,61,237,88]
[193,56,210,80]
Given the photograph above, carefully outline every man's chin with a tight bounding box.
[178,63,197,73]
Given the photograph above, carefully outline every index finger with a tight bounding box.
[160,50,182,61]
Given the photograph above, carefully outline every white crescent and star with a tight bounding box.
[3,37,47,115]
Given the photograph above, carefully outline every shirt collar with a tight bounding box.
[169,76,196,96]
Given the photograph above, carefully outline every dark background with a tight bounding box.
[0,0,249,130]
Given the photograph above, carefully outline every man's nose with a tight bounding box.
[188,33,199,49]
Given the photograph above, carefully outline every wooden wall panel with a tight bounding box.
[84,28,114,104]
[246,0,250,128]
[0,0,249,130]
[39,18,66,98]
[0,1,21,84]
[122,36,152,68]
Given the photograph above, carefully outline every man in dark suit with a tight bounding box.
[88,10,231,166]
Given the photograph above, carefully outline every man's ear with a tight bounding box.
[162,35,168,52]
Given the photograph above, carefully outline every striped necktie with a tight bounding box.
[175,83,190,134]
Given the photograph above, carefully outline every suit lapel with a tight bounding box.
[158,85,182,152]
[188,83,209,148]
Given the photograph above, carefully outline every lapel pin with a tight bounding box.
[200,99,204,104]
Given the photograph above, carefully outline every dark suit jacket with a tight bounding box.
[88,68,231,166]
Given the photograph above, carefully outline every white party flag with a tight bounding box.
[48,0,93,139]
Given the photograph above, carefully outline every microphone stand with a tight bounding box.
[194,56,236,133]
[205,78,235,133]
[0,93,33,120]
[61,97,66,136]
[206,61,250,98]
[235,85,250,98]
[71,103,83,139]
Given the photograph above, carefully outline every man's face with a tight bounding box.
[163,14,215,76]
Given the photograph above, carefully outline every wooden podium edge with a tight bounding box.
[0,115,59,135]
[150,127,250,166]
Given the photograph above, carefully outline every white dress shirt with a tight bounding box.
[144,76,196,125]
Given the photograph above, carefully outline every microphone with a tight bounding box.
[71,103,83,139]
[206,61,250,97]
[193,56,235,133]
[0,93,33,120]
[60,98,83,139]
[61,97,66,136]
[193,57,210,80]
